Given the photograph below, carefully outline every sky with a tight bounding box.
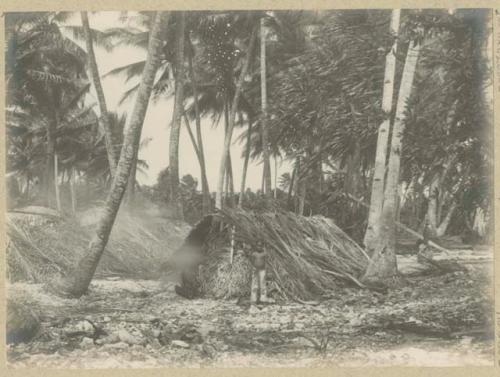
[65,11,287,191]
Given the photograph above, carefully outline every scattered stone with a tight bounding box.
[104,341,129,350]
[117,329,143,345]
[63,319,95,338]
[249,306,260,315]
[172,340,190,348]
[80,337,94,349]
[152,329,161,338]
[177,325,203,344]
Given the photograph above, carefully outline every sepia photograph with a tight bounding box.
[3,6,496,368]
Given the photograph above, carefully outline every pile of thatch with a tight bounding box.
[7,206,189,283]
[199,251,253,299]
[200,209,370,300]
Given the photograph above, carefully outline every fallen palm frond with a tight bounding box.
[203,209,370,300]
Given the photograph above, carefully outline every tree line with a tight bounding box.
[6,9,492,295]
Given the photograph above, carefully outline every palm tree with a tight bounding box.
[215,24,258,209]
[363,40,421,285]
[260,17,272,198]
[6,13,91,208]
[238,114,253,207]
[363,9,401,253]
[168,12,186,220]
[65,12,169,297]
[80,11,119,176]
[186,31,211,214]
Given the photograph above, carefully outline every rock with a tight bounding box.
[104,341,129,350]
[249,306,261,315]
[172,340,190,348]
[63,319,96,338]
[177,325,203,344]
[117,329,143,345]
[158,328,174,346]
[152,329,161,338]
[7,300,40,344]
[95,332,119,346]
[80,337,94,349]
[102,316,111,323]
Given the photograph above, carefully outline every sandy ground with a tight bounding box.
[7,250,494,368]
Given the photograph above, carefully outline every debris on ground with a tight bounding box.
[6,249,494,368]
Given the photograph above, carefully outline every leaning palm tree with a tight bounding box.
[64,12,169,297]
[80,11,119,176]
[168,12,186,220]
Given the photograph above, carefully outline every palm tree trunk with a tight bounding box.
[287,160,297,206]
[297,178,306,216]
[183,112,215,208]
[260,18,272,198]
[45,116,57,208]
[426,173,440,237]
[81,11,118,176]
[169,11,186,220]
[344,141,362,197]
[436,202,457,237]
[187,49,211,215]
[274,156,278,199]
[25,175,30,200]
[364,9,400,252]
[227,153,235,207]
[70,168,77,215]
[293,157,301,213]
[238,117,253,208]
[54,153,61,212]
[363,40,420,286]
[65,12,168,297]
[223,99,230,205]
[125,148,138,206]
[183,113,200,154]
[215,25,258,209]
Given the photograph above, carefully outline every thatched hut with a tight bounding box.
[173,209,371,301]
